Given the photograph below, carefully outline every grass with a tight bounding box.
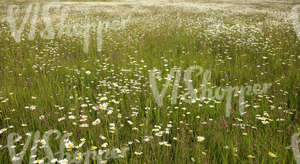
[0,0,299,163]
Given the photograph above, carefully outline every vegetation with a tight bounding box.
[0,0,299,163]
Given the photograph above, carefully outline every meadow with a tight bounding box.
[0,0,299,163]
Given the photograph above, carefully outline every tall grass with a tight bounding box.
[0,0,299,163]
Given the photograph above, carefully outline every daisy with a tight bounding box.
[197,136,205,142]
[100,97,107,101]
[99,103,108,110]
[92,119,101,125]
[127,120,133,125]
[79,123,89,128]
[101,143,108,148]
[0,128,7,134]
[85,70,91,75]
[50,159,57,163]
[68,115,76,119]
[134,151,143,155]
[107,110,113,115]
[58,159,68,164]
[65,141,74,149]
[114,148,122,154]
[34,159,44,164]
[11,156,20,161]
[100,135,106,140]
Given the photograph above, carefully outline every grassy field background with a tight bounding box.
[0,0,299,163]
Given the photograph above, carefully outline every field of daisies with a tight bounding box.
[0,0,299,163]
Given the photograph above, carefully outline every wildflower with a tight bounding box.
[34,159,44,164]
[143,137,150,142]
[100,97,107,101]
[58,159,68,164]
[100,135,106,140]
[94,103,108,111]
[264,112,269,117]
[58,117,65,122]
[134,151,143,155]
[11,156,20,161]
[76,139,86,149]
[114,148,122,154]
[101,143,108,148]
[159,141,171,146]
[165,143,172,147]
[127,120,133,125]
[99,103,108,110]
[247,154,255,159]
[155,131,163,137]
[91,146,97,150]
[202,152,206,156]
[0,128,7,134]
[15,136,22,142]
[201,121,207,125]
[191,157,195,162]
[85,70,91,75]
[79,123,89,128]
[50,159,57,163]
[107,110,113,115]
[92,119,101,125]
[253,105,260,109]
[262,120,269,124]
[268,152,277,158]
[65,141,74,149]
[197,136,205,142]
[152,128,159,132]
[29,105,36,110]
[39,115,45,120]
[76,155,82,160]
[80,115,88,120]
